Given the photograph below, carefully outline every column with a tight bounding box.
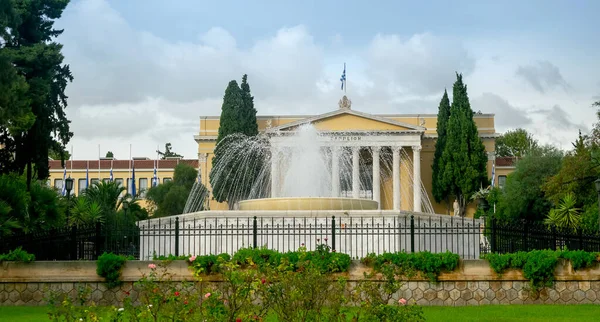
[372,146,381,209]
[352,146,360,199]
[331,146,340,197]
[270,147,279,198]
[413,145,422,213]
[392,146,401,211]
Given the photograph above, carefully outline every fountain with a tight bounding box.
[188,123,434,213]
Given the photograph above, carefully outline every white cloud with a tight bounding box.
[55,0,598,159]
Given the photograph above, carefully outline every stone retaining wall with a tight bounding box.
[1,259,600,306]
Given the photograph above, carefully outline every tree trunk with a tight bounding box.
[445,195,450,215]
[458,194,467,217]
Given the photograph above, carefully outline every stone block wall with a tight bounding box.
[1,259,600,306]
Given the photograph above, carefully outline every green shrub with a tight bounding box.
[361,251,460,283]
[483,249,600,292]
[0,247,35,262]
[96,252,129,288]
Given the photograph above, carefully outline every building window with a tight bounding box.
[163,178,172,183]
[78,179,87,194]
[498,175,507,189]
[115,178,124,197]
[139,178,148,198]
[54,179,63,190]
[102,178,111,183]
[91,178,100,186]
[127,178,133,195]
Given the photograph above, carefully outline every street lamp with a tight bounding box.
[65,177,74,226]
[595,178,600,233]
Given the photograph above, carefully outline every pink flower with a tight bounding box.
[189,255,197,262]
[398,298,407,305]
[148,263,156,269]
[301,243,305,246]
[204,293,211,299]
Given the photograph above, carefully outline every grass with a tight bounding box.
[1,304,599,321]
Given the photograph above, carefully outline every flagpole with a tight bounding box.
[98,144,101,183]
[129,144,132,195]
[344,62,347,94]
[70,145,73,177]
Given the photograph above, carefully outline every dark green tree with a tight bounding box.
[105,151,114,158]
[440,73,489,216]
[210,75,261,209]
[496,145,563,222]
[146,163,202,217]
[0,0,73,188]
[431,89,451,213]
[495,128,538,158]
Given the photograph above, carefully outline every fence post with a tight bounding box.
[70,225,78,260]
[175,217,180,256]
[95,222,102,259]
[490,217,497,253]
[253,216,258,249]
[410,215,415,253]
[331,216,336,251]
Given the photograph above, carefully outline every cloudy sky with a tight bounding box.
[56,0,600,160]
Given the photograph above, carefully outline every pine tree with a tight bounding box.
[0,0,73,188]
[210,76,261,209]
[240,74,258,136]
[431,89,451,213]
[440,73,488,216]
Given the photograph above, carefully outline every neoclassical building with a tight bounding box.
[195,96,506,216]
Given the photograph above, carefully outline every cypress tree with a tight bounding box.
[210,75,261,209]
[431,89,451,213]
[240,74,258,136]
[440,73,488,216]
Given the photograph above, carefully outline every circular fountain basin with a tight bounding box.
[238,197,379,211]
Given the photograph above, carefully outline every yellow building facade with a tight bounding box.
[196,96,509,217]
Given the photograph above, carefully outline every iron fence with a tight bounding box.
[3,214,600,261]
[0,222,141,260]
[488,219,600,253]
[138,215,485,260]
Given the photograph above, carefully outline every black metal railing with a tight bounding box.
[3,214,600,261]
[487,218,600,253]
[137,215,486,260]
[0,221,141,260]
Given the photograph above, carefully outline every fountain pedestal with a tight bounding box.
[238,197,379,211]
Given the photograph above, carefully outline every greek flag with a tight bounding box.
[152,161,158,187]
[109,160,114,182]
[61,167,66,196]
[340,63,346,90]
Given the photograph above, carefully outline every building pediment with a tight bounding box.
[267,106,425,133]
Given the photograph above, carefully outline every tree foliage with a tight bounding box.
[146,163,202,217]
[0,173,65,237]
[0,0,73,187]
[210,75,260,209]
[439,73,488,216]
[105,151,114,158]
[495,146,563,222]
[431,89,451,208]
[495,128,538,158]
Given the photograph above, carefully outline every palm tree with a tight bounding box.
[544,193,581,231]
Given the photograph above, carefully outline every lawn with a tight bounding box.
[1,304,599,321]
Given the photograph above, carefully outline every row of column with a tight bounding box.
[271,145,422,212]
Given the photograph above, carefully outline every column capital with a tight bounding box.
[351,146,362,152]
[392,146,403,153]
[371,146,381,153]
[198,153,208,163]
[412,145,422,152]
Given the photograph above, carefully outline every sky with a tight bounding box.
[55,0,600,160]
